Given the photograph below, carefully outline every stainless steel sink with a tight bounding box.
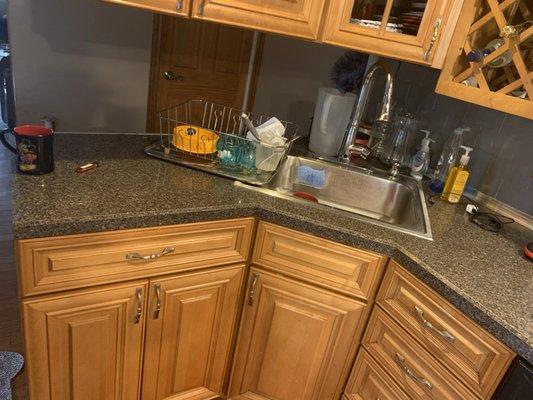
[236,156,432,239]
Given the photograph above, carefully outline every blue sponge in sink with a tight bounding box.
[297,166,326,189]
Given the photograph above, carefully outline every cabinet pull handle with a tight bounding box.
[176,0,183,11]
[395,352,433,390]
[126,247,175,261]
[154,284,161,319]
[414,305,455,343]
[198,0,206,16]
[134,288,143,324]
[248,273,259,305]
[423,17,442,61]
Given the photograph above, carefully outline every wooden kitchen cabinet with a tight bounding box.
[320,0,464,67]
[101,0,190,16]
[141,265,245,400]
[191,0,327,39]
[228,268,367,400]
[436,0,533,119]
[344,349,411,400]
[377,261,514,398]
[22,281,148,400]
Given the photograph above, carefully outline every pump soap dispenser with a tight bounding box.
[442,146,473,203]
[429,127,470,193]
[410,130,434,181]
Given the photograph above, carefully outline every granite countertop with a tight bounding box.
[11,133,533,363]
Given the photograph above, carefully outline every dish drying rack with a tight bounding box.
[145,100,300,185]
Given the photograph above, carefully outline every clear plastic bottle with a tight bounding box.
[410,130,434,181]
[429,127,470,193]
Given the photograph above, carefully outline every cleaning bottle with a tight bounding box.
[429,127,470,193]
[410,130,434,181]
[442,146,473,203]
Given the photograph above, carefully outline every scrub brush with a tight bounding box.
[331,51,368,94]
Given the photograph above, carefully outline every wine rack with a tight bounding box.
[436,0,532,119]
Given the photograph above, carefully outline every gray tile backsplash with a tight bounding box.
[394,62,533,216]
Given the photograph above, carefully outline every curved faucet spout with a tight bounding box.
[338,61,395,163]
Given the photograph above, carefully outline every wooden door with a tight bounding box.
[228,268,367,400]
[147,16,259,132]
[191,0,327,39]
[141,265,245,400]
[22,281,148,400]
[102,0,190,16]
[321,0,464,68]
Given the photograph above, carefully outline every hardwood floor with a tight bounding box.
[0,144,27,399]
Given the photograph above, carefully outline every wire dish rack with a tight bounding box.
[145,100,300,185]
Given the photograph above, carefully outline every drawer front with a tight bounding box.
[363,308,477,400]
[377,261,514,398]
[252,222,387,299]
[17,218,254,297]
[344,349,411,400]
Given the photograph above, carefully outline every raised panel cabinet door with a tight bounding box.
[228,268,368,400]
[101,0,190,17]
[191,0,327,39]
[22,280,149,400]
[141,265,245,400]
[320,0,464,67]
[344,349,411,400]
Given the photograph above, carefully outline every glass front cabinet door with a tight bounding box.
[321,0,465,67]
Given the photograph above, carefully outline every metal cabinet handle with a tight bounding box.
[134,288,143,324]
[154,284,161,319]
[126,247,175,261]
[198,0,206,16]
[248,273,259,305]
[423,17,442,61]
[163,71,183,81]
[395,352,433,390]
[176,0,183,11]
[414,305,455,343]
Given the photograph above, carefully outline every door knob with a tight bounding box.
[163,71,183,81]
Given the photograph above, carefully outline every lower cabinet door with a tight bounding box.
[228,267,367,400]
[141,265,245,400]
[344,349,411,400]
[22,280,149,400]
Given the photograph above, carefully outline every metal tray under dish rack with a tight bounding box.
[145,100,300,185]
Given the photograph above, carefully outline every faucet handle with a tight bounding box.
[389,161,401,179]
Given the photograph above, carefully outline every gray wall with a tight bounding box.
[253,34,347,136]
[8,0,153,133]
[393,61,533,215]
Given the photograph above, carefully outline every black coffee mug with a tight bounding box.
[1,125,54,174]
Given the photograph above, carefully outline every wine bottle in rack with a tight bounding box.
[466,38,512,68]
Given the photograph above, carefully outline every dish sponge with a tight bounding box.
[297,166,326,189]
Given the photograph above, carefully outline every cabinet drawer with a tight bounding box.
[252,222,387,299]
[17,218,254,297]
[344,349,411,400]
[363,308,477,400]
[377,261,514,398]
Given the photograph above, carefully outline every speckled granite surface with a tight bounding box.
[11,133,533,363]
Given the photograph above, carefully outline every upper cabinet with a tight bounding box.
[191,0,328,39]
[101,0,464,67]
[321,0,464,67]
[436,0,533,119]
[102,0,190,16]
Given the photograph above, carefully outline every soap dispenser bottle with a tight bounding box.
[410,130,434,181]
[442,146,473,203]
[429,127,470,193]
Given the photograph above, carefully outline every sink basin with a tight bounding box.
[236,156,432,239]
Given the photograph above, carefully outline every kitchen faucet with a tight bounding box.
[338,61,395,169]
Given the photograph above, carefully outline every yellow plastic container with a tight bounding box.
[172,125,219,155]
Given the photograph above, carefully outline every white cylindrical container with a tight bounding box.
[308,87,357,157]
